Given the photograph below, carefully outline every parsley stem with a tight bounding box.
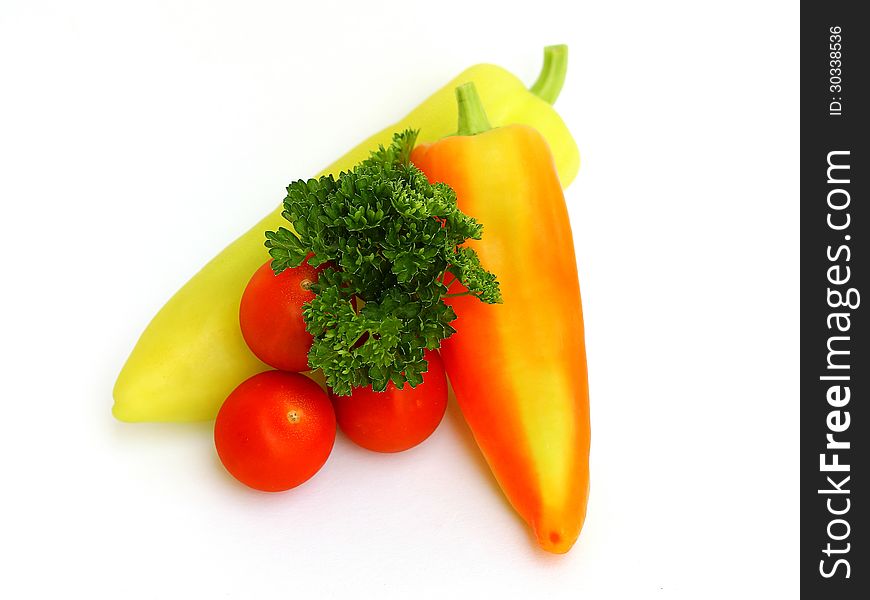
[456,83,492,136]
[443,291,474,299]
[529,44,568,105]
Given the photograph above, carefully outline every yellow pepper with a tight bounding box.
[113,46,580,422]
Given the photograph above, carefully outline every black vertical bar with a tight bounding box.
[801,1,868,597]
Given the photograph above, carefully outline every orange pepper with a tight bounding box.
[410,83,590,554]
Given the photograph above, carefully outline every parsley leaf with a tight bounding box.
[266,130,501,395]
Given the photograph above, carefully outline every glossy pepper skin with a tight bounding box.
[113,46,579,422]
[410,84,590,554]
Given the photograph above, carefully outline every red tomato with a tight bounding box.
[331,350,448,453]
[214,371,335,492]
[239,260,322,372]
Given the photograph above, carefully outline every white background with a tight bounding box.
[0,1,799,598]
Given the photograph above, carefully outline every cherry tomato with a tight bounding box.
[331,350,448,453]
[239,260,322,372]
[214,370,335,492]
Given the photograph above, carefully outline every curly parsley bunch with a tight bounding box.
[265,130,501,395]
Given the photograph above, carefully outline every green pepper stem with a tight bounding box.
[529,44,568,104]
[455,82,492,136]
